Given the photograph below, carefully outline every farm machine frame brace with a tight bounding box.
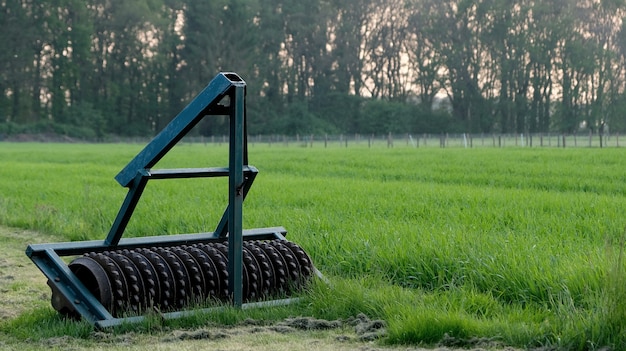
[26,72,314,328]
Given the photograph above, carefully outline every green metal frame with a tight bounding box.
[25,72,291,328]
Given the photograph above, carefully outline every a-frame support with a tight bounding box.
[26,72,291,328]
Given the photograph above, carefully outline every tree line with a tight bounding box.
[2,0,626,138]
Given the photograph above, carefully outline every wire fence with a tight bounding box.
[13,131,618,148]
[181,132,623,149]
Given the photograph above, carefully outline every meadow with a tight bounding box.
[1,141,626,349]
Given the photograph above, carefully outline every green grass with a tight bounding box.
[1,142,626,349]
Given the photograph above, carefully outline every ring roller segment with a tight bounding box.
[58,239,313,318]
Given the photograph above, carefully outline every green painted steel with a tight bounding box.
[25,72,293,327]
[114,72,245,188]
[228,84,246,307]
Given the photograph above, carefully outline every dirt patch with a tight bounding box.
[0,227,55,320]
[351,314,388,341]
[163,329,231,342]
[158,315,380,343]
[276,316,342,330]
[236,314,388,343]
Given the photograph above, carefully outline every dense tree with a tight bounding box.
[407,0,443,109]
[0,1,43,123]
[424,0,495,133]
[359,0,413,101]
[2,0,626,137]
[584,0,625,133]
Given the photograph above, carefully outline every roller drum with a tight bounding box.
[50,240,313,318]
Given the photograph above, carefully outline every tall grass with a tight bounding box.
[1,142,626,348]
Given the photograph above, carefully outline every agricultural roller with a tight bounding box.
[25,72,316,328]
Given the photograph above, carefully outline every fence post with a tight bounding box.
[548,133,551,147]
[600,130,604,148]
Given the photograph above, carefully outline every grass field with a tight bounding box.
[1,142,626,350]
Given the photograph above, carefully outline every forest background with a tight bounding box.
[2,0,626,139]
